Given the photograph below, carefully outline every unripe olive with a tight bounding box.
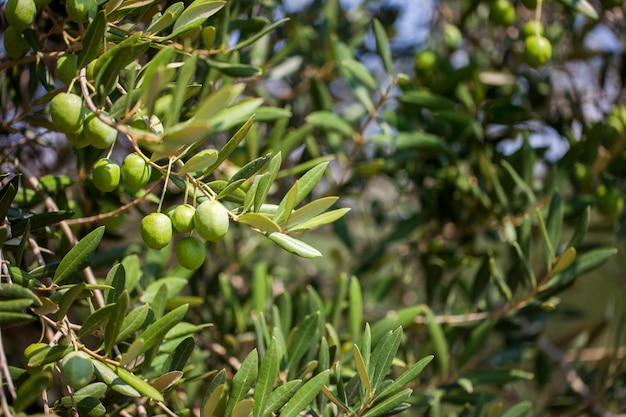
[489,0,516,27]
[175,236,206,270]
[56,54,78,85]
[524,35,552,67]
[169,204,196,234]
[194,200,229,241]
[67,130,90,149]
[5,0,37,31]
[92,158,120,192]
[50,93,84,134]
[60,351,94,390]
[3,25,30,59]
[141,213,173,250]
[65,0,97,22]
[521,21,544,39]
[120,153,152,189]
[84,112,117,149]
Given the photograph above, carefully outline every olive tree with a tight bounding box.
[1,0,625,416]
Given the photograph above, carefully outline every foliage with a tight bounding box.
[1,0,626,416]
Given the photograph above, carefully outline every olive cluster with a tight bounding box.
[3,0,97,59]
[52,91,228,270]
[488,0,553,68]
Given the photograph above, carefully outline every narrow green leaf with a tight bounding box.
[170,0,225,38]
[216,179,246,200]
[294,162,328,207]
[0,311,36,326]
[179,149,219,174]
[375,355,433,400]
[92,360,141,397]
[370,305,424,342]
[286,312,320,373]
[274,181,299,226]
[262,380,302,417]
[105,263,125,305]
[53,226,105,284]
[550,247,576,276]
[166,336,195,372]
[205,115,255,175]
[194,84,246,121]
[369,328,403,391]
[556,0,598,19]
[541,247,617,297]
[232,399,254,417]
[139,304,188,353]
[501,160,536,205]
[399,91,456,111]
[254,337,280,417]
[306,111,355,137]
[353,345,372,396]
[348,276,363,342]
[424,307,449,377]
[104,290,129,356]
[121,338,144,367]
[78,303,117,339]
[264,232,322,258]
[566,205,590,249]
[362,389,412,417]
[78,11,106,68]
[457,319,497,369]
[279,370,329,417]
[0,175,19,220]
[27,345,71,368]
[372,19,393,76]
[13,371,52,411]
[114,365,165,401]
[205,59,262,77]
[229,153,273,185]
[201,383,225,417]
[546,192,563,252]
[254,152,282,212]
[285,197,339,229]
[145,2,184,35]
[0,283,42,306]
[168,53,199,127]
[8,266,45,288]
[226,349,259,417]
[238,213,282,233]
[116,304,153,343]
[206,98,263,133]
[286,208,350,232]
[231,18,289,52]
[341,58,378,90]
[512,241,537,289]
[152,370,183,393]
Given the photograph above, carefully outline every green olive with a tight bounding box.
[92,158,120,192]
[169,204,196,234]
[175,236,206,270]
[60,351,94,390]
[194,200,229,241]
[65,0,97,22]
[3,25,30,59]
[141,212,173,249]
[120,153,152,190]
[84,112,117,149]
[5,0,37,31]
[523,35,552,67]
[56,54,78,85]
[50,93,84,134]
